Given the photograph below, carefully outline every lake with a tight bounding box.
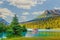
[0,32,6,38]
[25,29,60,37]
[1,29,60,38]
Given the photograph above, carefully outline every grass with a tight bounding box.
[38,31,60,37]
[3,37,60,40]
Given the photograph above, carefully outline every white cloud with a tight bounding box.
[21,12,29,21]
[22,12,29,15]
[20,12,30,22]
[7,0,46,9]
[20,11,44,22]
[21,15,27,21]
[0,8,14,19]
[0,1,3,4]
[32,11,44,15]
[21,11,44,21]
[54,7,60,10]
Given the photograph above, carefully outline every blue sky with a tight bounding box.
[0,0,60,23]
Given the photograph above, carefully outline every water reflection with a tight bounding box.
[0,32,6,38]
[1,29,60,38]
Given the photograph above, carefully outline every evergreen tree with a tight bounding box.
[0,22,6,33]
[10,14,19,26]
[21,25,27,36]
[7,14,27,37]
[9,14,22,36]
[22,25,27,32]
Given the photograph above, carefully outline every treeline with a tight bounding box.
[0,14,27,37]
[22,16,60,29]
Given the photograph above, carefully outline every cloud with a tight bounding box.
[0,1,4,4]
[22,12,29,16]
[0,8,14,19]
[20,11,44,22]
[21,12,29,21]
[21,15,27,22]
[54,7,60,10]
[20,12,30,22]
[32,11,44,15]
[7,0,46,9]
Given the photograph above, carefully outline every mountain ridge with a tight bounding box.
[0,17,9,25]
[21,9,60,23]
[21,9,60,29]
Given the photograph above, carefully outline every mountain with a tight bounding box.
[21,9,60,29]
[0,17,9,25]
[38,9,60,18]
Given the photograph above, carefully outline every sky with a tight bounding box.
[0,0,60,23]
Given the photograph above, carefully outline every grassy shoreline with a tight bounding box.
[3,37,60,40]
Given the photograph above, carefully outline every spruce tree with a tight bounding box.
[22,25,27,36]
[10,14,19,25]
[10,14,22,36]
[22,25,27,32]
[0,22,6,33]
